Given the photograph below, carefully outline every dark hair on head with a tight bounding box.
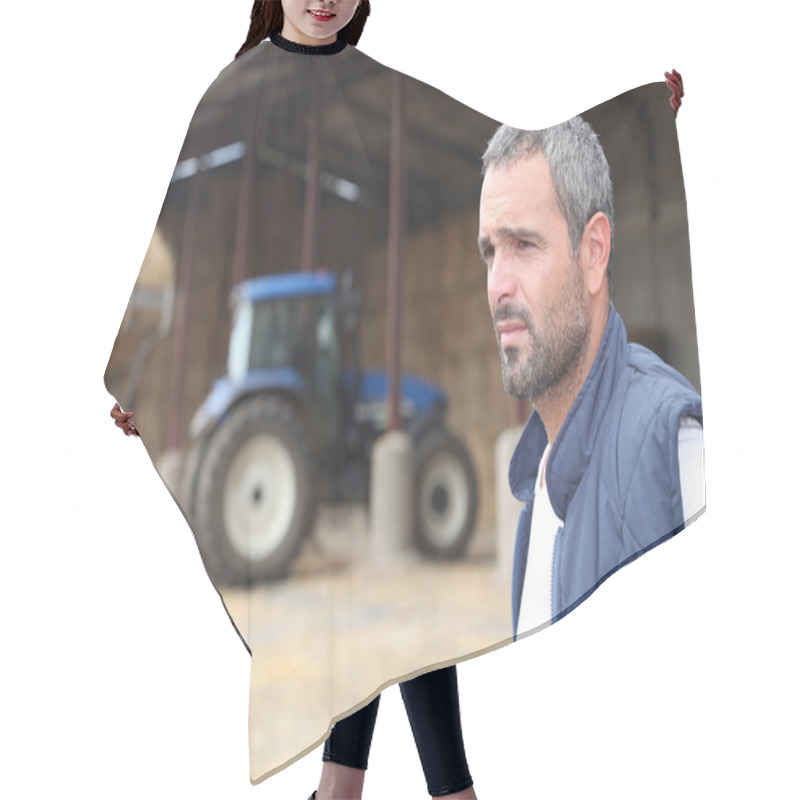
[236,1,371,58]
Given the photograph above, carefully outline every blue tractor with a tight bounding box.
[184,271,478,586]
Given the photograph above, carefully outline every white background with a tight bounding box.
[2,1,797,798]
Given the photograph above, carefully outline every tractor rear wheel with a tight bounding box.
[192,395,316,586]
[414,428,478,559]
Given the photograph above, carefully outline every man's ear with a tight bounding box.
[581,212,611,297]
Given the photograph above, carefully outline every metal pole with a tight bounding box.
[386,72,406,433]
[166,166,202,450]
[301,61,322,273]
[231,140,255,288]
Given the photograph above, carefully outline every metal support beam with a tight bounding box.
[301,61,323,273]
[386,72,407,433]
[166,172,202,450]
[232,93,258,288]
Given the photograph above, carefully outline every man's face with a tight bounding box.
[479,153,590,401]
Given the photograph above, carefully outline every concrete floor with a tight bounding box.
[217,505,512,783]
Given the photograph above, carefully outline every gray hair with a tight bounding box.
[481,117,614,269]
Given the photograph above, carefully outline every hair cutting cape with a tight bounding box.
[105,36,701,783]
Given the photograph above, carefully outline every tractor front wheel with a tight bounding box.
[192,395,315,586]
[414,429,478,559]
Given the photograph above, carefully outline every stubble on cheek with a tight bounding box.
[494,283,589,402]
[494,307,536,400]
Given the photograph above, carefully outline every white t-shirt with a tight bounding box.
[516,416,705,636]
[517,443,561,635]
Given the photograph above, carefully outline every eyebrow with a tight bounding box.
[477,226,546,256]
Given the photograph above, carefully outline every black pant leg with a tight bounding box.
[322,694,381,771]
[400,665,473,797]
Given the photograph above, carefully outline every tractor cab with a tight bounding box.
[226,271,356,456]
[227,272,341,380]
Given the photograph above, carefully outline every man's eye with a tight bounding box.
[483,247,495,263]
[518,240,534,250]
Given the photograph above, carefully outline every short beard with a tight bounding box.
[494,262,590,401]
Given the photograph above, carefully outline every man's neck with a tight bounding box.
[533,365,589,444]
[534,303,610,444]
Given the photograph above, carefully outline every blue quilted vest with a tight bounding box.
[509,305,703,638]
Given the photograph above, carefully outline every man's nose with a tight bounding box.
[487,250,517,310]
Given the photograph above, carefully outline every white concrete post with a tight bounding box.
[494,425,525,586]
[369,430,415,567]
